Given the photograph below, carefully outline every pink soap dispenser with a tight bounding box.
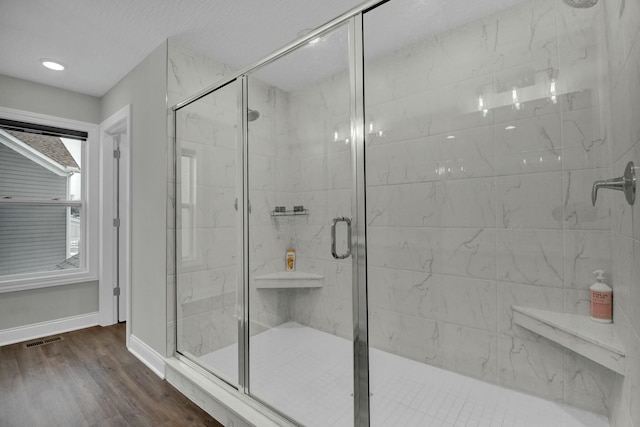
[590,270,612,323]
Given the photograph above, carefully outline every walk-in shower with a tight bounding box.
[170,0,639,425]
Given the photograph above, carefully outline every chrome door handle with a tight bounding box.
[331,217,352,259]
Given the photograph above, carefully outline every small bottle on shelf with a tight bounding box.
[286,249,296,272]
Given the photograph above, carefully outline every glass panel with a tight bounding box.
[0,204,81,275]
[247,23,354,426]
[364,0,610,426]
[175,80,240,385]
[0,129,82,201]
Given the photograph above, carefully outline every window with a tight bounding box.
[0,111,99,292]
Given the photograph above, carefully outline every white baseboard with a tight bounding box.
[128,334,166,379]
[0,312,100,347]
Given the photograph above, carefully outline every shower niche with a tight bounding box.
[171,0,627,425]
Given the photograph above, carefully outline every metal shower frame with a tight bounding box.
[172,1,389,424]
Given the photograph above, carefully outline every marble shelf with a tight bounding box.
[254,271,324,289]
[512,306,625,375]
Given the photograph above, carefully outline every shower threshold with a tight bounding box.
[199,322,608,427]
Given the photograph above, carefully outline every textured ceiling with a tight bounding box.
[0,0,525,97]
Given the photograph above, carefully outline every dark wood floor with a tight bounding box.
[0,323,223,427]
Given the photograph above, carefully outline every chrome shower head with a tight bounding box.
[563,0,598,8]
[248,109,260,122]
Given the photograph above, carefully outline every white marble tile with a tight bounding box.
[564,289,591,316]
[367,182,442,228]
[491,0,558,72]
[563,350,616,415]
[366,135,441,186]
[440,125,495,180]
[196,186,237,229]
[609,67,634,163]
[563,169,611,230]
[497,282,564,337]
[441,275,497,332]
[440,76,496,135]
[442,228,496,280]
[294,258,351,301]
[610,233,633,318]
[631,146,640,242]
[364,93,438,144]
[561,90,597,113]
[367,267,443,320]
[563,230,611,290]
[562,108,609,170]
[367,226,442,274]
[201,145,237,188]
[168,41,235,98]
[611,152,634,236]
[557,1,604,96]
[497,172,563,229]
[291,223,336,263]
[628,238,640,334]
[441,324,498,383]
[495,115,562,175]
[442,178,496,228]
[497,229,564,288]
[289,189,350,226]
[291,294,352,340]
[192,227,237,271]
[497,335,565,402]
[248,153,277,191]
[369,308,442,366]
[619,0,640,60]
[178,266,237,304]
[167,181,176,230]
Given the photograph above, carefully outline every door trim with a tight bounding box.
[99,105,132,345]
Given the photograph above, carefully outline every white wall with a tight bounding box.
[101,40,169,356]
[0,74,101,332]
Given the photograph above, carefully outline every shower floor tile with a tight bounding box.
[199,322,608,427]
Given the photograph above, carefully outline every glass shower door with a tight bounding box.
[363,0,612,426]
[175,80,241,386]
[245,22,355,426]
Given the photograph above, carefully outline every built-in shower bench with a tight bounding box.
[512,306,625,375]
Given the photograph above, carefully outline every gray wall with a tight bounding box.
[0,74,101,331]
[101,40,169,356]
[0,282,98,330]
[0,74,100,124]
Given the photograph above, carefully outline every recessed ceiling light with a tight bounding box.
[309,37,320,45]
[505,125,516,130]
[40,59,65,71]
[446,135,456,140]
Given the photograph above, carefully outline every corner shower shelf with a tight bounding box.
[254,271,324,289]
[512,306,625,375]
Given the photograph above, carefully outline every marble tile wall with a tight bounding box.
[602,0,640,425]
[360,0,618,417]
[168,41,291,362]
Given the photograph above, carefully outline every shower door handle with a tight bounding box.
[331,217,352,259]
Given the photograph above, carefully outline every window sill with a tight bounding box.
[0,270,98,293]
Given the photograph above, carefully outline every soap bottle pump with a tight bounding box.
[590,269,612,323]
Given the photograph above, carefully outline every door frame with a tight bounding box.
[99,105,132,343]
